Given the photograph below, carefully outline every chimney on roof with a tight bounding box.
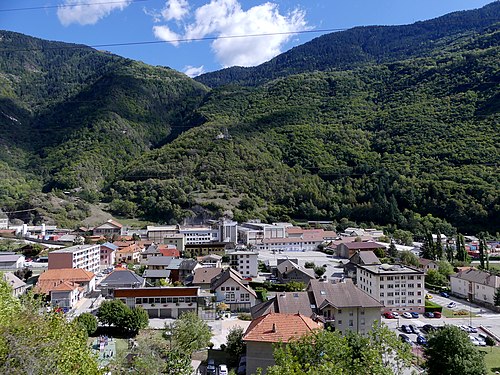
[272,323,277,333]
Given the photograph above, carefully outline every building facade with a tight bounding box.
[228,251,259,277]
[450,269,500,306]
[356,264,425,314]
[48,244,101,274]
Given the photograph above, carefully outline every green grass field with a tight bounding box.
[481,346,500,374]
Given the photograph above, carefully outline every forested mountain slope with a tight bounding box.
[0,31,208,217]
[113,26,500,234]
[0,4,499,234]
[195,1,500,88]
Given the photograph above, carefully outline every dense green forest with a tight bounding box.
[0,3,499,235]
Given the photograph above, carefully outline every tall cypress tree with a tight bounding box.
[445,243,454,263]
[435,231,444,260]
[478,238,486,269]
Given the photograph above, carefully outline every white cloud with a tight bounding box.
[57,0,130,26]
[153,0,309,67]
[161,0,190,21]
[183,65,205,77]
[153,25,182,46]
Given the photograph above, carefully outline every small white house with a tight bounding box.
[450,269,500,306]
[211,268,257,312]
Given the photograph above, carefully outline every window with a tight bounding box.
[338,320,342,325]
[387,292,394,297]
[135,298,142,305]
[155,298,160,303]
[338,309,342,314]
[380,293,384,297]
[349,311,353,316]
[179,297,184,303]
[380,284,384,289]
[360,310,365,315]
[360,318,365,325]
[349,320,354,327]
[167,298,172,303]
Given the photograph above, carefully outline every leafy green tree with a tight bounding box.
[97,299,129,328]
[455,234,470,263]
[424,325,487,375]
[314,266,326,277]
[388,241,398,258]
[304,262,316,269]
[225,326,246,367]
[267,324,411,375]
[76,312,98,336]
[392,229,413,246]
[123,307,149,334]
[373,247,385,259]
[399,251,419,267]
[494,287,500,307]
[284,281,305,292]
[437,260,454,278]
[426,269,448,287]
[170,311,212,354]
[0,278,101,374]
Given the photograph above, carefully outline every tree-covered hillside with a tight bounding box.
[112,26,500,234]
[196,1,500,88]
[0,4,499,234]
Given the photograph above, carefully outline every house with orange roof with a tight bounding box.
[36,268,96,295]
[115,243,143,264]
[243,312,323,375]
[36,268,95,309]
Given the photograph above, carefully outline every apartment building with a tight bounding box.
[356,263,425,314]
[179,226,219,245]
[228,250,259,277]
[48,244,101,274]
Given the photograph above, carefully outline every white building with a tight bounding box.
[179,226,219,245]
[450,269,500,306]
[238,222,291,245]
[48,244,101,274]
[0,254,25,269]
[218,218,238,243]
[0,210,8,229]
[255,237,324,252]
[356,263,425,314]
[228,251,259,277]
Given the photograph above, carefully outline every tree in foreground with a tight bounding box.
[424,325,487,375]
[169,311,212,354]
[266,324,411,375]
[76,312,98,335]
[0,278,101,374]
[225,326,246,367]
[97,300,149,333]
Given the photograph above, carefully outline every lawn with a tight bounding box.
[481,346,500,374]
[441,308,477,319]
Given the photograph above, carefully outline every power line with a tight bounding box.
[0,28,350,53]
[0,0,148,13]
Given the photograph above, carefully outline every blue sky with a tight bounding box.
[1,0,495,76]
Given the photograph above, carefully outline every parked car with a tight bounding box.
[440,291,450,298]
[409,325,420,334]
[421,324,436,333]
[469,335,480,346]
[416,335,427,346]
[476,336,487,346]
[424,312,435,318]
[206,359,216,375]
[411,312,419,318]
[401,325,412,334]
[433,311,442,318]
[425,294,433,300]
[402,312,412,319]
[392,312,400,318]
[447,302,457,308]
[468,326,478,333]
[384,312,395,319]
[219,364,228,375]
[399,334,412,345]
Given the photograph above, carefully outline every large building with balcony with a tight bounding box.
[48,244,101,274]
[356,263,425,314]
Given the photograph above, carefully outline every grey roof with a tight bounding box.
[452,269,500,288]
[0,254,23,263]
[251,291,316,319]
[308,279,383,309]
[143,244,161,255]
[276,259,315,279]
[143,269,171,278]
[101,242,118,251]
[211,268,257,297]
[201,254,222,261]
[166,258,183,269]
[341,241,386,250]
[179,259,199,271]
[348,251,381,265]
[192,267,224,284]
[3,272,26,290]
[100,269,144,286]
[146,256,174,266]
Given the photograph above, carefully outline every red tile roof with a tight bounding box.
[36,268,94,294]
[243,313,322,343]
